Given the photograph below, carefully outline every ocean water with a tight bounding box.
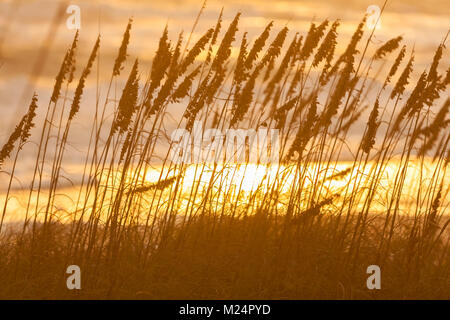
[1,159,448,226]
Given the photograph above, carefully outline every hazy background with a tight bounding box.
[0,0,448,183]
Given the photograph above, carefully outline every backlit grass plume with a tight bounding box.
[113,18,133,77]
[69,36,100,121]
[112,59,140,135]
[0,94,38,168]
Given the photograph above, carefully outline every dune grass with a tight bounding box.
[0,8,449,299]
